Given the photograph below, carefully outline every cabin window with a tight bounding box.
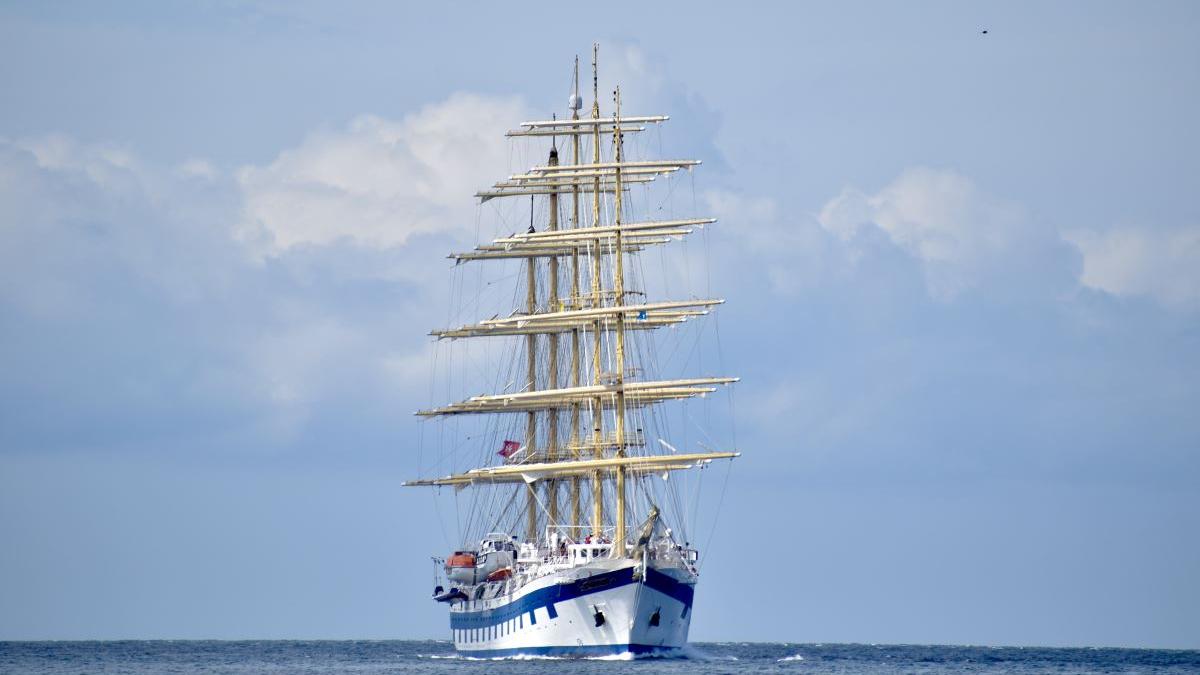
[592,548,601,557]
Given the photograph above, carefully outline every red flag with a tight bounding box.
[497,439,521,458]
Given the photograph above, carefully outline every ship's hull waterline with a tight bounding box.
[450,560,694,658]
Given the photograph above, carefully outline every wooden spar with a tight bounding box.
[449,239,677,261]
[506,126,645,137]
[432,376,736,399]
[509,165,683,181]
[496,218,715,242]
[417,385,728,415]
[476,236,684,250]
[430,303,719,338]
[431,314,705,339]
[476,299,723,326]
[476,183,646,202]
[475,178,652,199]
[489,174,657,189]
[546,145,560,531]
[589,42,604,540]
[403,451,740,487]
[517,115,668,128]
[612,86,628,557]
[446,218,712,261]
[526,159,700,174]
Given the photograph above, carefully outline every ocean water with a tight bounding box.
[1,641,1197,674]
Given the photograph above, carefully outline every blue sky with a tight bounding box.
[1,1,1197,647]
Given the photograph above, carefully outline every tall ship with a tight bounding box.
[406,45,739,658]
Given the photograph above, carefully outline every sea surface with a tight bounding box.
[2,641,1197,674]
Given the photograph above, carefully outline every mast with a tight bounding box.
[589,42,604,540]
[569,55,583,536]
[546,139,560,533]
[611,86,628,557]
[525,195,538,542]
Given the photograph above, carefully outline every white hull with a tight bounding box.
[449,559,695,658]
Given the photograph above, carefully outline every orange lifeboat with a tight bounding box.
[445,551,477,583]
[486,567,512,582]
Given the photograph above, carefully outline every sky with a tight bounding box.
[1,0,1198,648]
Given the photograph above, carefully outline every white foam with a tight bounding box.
[778,653,806,662]
[586,652,636,661]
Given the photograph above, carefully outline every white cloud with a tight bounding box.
[1,92,534,450]
[1065,226,1200,310]
[818,167,1031,300]
[703,189,837,296]
[177,158,218,181]
[235,93,529,254]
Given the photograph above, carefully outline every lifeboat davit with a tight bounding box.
[486,567,512,582]
[445,551,477,584]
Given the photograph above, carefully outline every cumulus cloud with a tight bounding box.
[236,93,529,253]
[819,168,1019,299]
[0,92,539,454]
[816,167,1078,301]
[1065,226,1200,310]
[703,189,841,297]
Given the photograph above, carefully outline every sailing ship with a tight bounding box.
[406,44,739,658]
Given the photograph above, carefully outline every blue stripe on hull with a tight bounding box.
[644,566,695,606]
[450,566,636,629]
[459,643,684,659]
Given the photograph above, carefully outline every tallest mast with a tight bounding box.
[611,85,629,557]
[589,43,605,541]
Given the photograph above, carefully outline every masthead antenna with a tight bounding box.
[591,43,599,117]
[572,55,580,105]
[568,55,582,119]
